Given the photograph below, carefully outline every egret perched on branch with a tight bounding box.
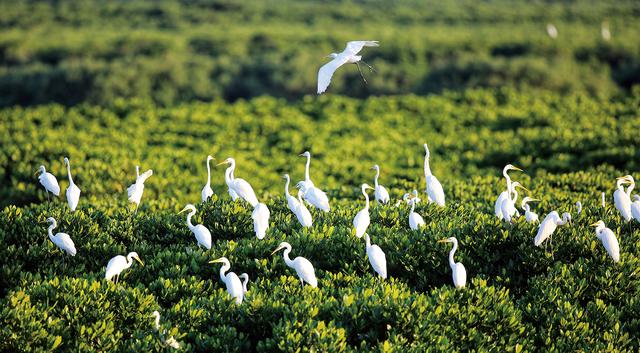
[283,174,300,214]
[298,151,330,212]
[317,40,379,94]
[209,257,244,304]
[591,221,620,263]
[127,166,153,214]
[201,155,215,202]
[521,197,540,223]
[371,165,389,205]
[353,184,374,238]
[217,158,258,207]
[614,175,633,222]
[151,311,181,349]
[252,203,270,239]
[534,211,571,257]
[423,143,445,207]
[294,189,313,228]
[495,164,523,220]
[63,157,80,211]
[632,195,640,223]
[364,233,387,279]
[44,217,76,257]
[179,204,212,249]
[105,252,143,284]
[438,237,466,288]
[36,165,60,201]
[239,273,250,294]
[501,182,528,223]
[272,242,317,288]
[408,197,425,230]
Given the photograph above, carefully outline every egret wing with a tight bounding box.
[138,169,153,183]
[317,55,349,94]
[55,233,77,256]
[344,40,379,55]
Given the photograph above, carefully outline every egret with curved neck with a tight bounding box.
[209,257,244,304]
[591,221,620,262]
[272,242,317,288]
[63,157,81,211]
[353,184,374,238]
[494,164,523,219]
[423,143,445,207]
[105,251,144,284]
[371,165,389,205]
[364,233,387,279]
[45,217,76,259]
[408,197,425,230]
[217,157,258,206]
[178,204,212,249]
[438,237,466,288]
[201,155,214,202]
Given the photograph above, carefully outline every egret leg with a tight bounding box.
[300,279,304,288]
[46,192,50,202]
[355,63,368,84]
[361,60,376,72]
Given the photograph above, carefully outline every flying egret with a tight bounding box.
[151,311,181,349]
[576,201,582,215]
[283,174,301,214]
[501,182,528,223]
[127,166,153,214]
[105,252,143,284]
[294,189,313,228]
[317,40,379,94]
[591,221,620,263]
[44,217,76,258]
[613,176,632,222]
[353,184,374,238]
[364,233,387,279]
[631,195,640,223]
[298,152,330,212]
[63,157,80,211]
[36,165,60,201]
[201,155,215,202]
[217,158,258,207]
[239,273,250,294]
[178,204,212,249]
[371,165,390,205]
[209,257,244,304]
[495,164,523,219]
[521,197,540,223]
[547,23,558,39]
[423,143,445,207]
[272,242,317,288]
[252,203,270,239]
[408,197,425,230]
[438,237,466,288]
[534,211,571,257]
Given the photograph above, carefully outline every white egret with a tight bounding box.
[364,233,387,279]
[371,165,390,205]
[534,211,571,257]
[395,190,421,207]
[591,221,620,263]
[209,257,244,304]
[547,23,558,39]
[63,157,80,211]
[317,40,379,94]
[500,182,528,223]
[353,184,374,238]
[423,143,445,207]
[294,189,313,228]
[408,197,425,230]
[494,164,523,219]
[151,311,181,349]
[272,242,317,288]
[632,195,640,223]
[105,252,143,284]
[201,155,215,202]
[44,217,76,257]
[521,197,540,223]
[127,166,153,213]
[625,175,635,197]
[178,204,212,249]
[217,158,258,207]
[298,152,330,212]
[576,201,582,215]
[613,176,632,222]
[438,237,466,288]
[36,165,60,201]
[252,203,270,239]
[601,21,611,41]
[283,174,300,214]
[239,273,249,294]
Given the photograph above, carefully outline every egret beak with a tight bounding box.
[590,222,599,227]
[515,185,530,192]
[437,239,449,243]
[208,257,226,264]
[134,256,144,266]
[511,166,523,172]
[298,153,305,157]
[216,161,228,166]
[529,198,541,202]
[178,207,189,214]
[34,170,40,175]
[271,246,285,256]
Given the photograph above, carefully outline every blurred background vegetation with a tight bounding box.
[0,0,639,107]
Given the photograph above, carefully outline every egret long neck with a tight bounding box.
[283,248,294,268]
[449,241,458,269]
[47,224,56,241]
[424,154,432,177]
[66,162,74,184]
[365,234,371,250]
[284,176,290,196]
[218,263,230,283]
[304,155,311,182]
[503,168,512,194]
[224,166,234,185]
[125,254,135,269]
[206,159,211,185]
[374,169,380,187]
[626,181,635,197]
[362,186,370,210]
[185,209,196,231]
[242,276,248,292]
[410,199,416,213]
[595,225,605,239]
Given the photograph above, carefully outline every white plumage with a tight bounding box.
[219,158,259,207]
[408,197,425,230]
[127,166,153,209]
[105,252,143,283]
[534,211,571,247]
[591,221,620,263]
[353,184,373,238]
[272,242,317,288]
[613,176,632,222]
[201,155,214,202]
[179,204,212,249]
[371,165,390,205]
[423,143,445,207]
[317,40,379,94]
[209,257,244,304]
[365,233,387,279]
[45,217,76,256]
[283,174,301,214]
[521,197,539,223]
[63,157,81,211]
[298,151,330,212]
[294,189,313,228]
[438,237,466,288]
[494,164,523,220]
[37,165,60,199]
[252,203,270,239]
[631,195,640,223]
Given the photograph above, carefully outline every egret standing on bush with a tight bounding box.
[201,155,215,202]
[501,182,528,223]
[283,174,300,214]
[438,237,466,288]
[364,233,387,279]
[294,189,313,228]
[591,221,620,263]
[631,195,640,223]
[408,197,425,230]
[151,311,181,349]
[298,151,330,212]
[218,158,258,207]
[423,143,445,207]
[272,242,317,288]
[521,197,540,223]
[371,165,389,205]
[534,211,571,257]
[252,202,270,239]
[495,164,523,220]
[353,184,374,238]
[105,252,144,284]
[36,165,60,202]
[127,166,153,214]
[614,175,633,222]
[209,257,244,304]
[239,273,250,294]
[44,217,76,258]
[63,157,80,211]
[179,204,212,249]
[317,40,379,94]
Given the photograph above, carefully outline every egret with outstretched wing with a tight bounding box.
[317,40,379,94]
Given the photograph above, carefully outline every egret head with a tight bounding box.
[561,212,572,224]
[590,220,605,228]
[207,155,214,162]
[271,242,292,255]
[423,143,430,157]
[370,165,380,171]
[521,197,539,207]
[178,204,196,214]
[208,257,230,266]
[35,165,46,175]
[45,217,56,225]
[128,252,144,266]
[362,183,373,191]
[504,164,523,173]
[437,237,458,244]
[64,157,70,165]
[151,310,160,320]
[216,157,235,166]
[282,174,290,180]
[299,151,311,158]
[511,182,529,192]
